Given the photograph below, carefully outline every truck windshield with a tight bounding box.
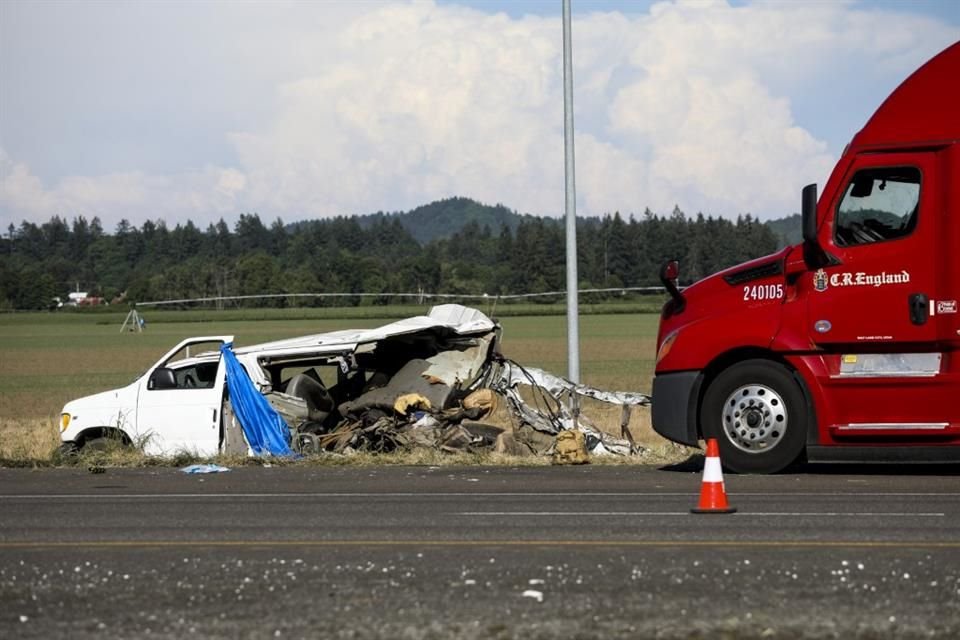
[835,166,920,247]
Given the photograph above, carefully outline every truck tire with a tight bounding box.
[700,359,807,474]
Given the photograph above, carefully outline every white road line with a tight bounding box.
[0,491,957,499]
[458,512,946,517]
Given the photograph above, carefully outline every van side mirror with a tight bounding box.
[801,183,818,244]
[148,367,177,390]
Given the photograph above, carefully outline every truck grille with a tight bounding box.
[723,260,783,285]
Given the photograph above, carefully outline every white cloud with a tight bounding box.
[1,0,957,230]
[0,148,248,228]
[0,149,61,219]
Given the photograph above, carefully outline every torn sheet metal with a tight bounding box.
[487,359,649,456]
[500,362,651,407]
[235,304,495,365]
[422,335,493,387]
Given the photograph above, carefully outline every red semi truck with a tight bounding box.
[651,41,960,473]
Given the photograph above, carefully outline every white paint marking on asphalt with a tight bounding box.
[458,512,946,517]
[0,492,957,499]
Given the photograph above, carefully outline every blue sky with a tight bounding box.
[1,0,958,229]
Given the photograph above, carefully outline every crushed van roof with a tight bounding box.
[234,304,496,356]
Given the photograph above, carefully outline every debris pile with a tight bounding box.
[279,355,649,460]
[223,305,651,461]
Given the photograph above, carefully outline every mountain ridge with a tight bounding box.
[321,196,801,246]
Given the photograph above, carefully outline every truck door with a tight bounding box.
[806,152,951,433]
[807,153,937,346]
[136,337,232,456]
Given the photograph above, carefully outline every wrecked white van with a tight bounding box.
[59,304,648,457]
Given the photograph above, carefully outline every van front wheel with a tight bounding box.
[700,359,807,474]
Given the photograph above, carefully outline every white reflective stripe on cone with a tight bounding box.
[703,456,724,483]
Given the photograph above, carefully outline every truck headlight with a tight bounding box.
[60,413,71,432]
[656,330,679,365]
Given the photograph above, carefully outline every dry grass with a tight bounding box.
[0,414,696,469]
[0,417,62,466]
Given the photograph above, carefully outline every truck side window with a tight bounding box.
[835,166,920,247]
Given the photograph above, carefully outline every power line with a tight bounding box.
[135,287,668,308]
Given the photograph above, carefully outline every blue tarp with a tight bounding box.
[220,343,295,457]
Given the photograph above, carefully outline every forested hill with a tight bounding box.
[766,213,801,247]
[1,199,798,310]
[353,196,801,247]
[352,197,540,244]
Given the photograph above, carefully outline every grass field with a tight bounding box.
[0,306,669,465]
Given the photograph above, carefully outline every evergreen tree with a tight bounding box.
[0,198,795,309]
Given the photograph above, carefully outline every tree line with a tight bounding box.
[0,202,781,310]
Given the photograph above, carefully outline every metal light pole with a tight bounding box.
[562,0,580,383]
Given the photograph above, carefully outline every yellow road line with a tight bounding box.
[2,540,960,549]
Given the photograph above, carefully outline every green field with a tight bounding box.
[0,306,663,463]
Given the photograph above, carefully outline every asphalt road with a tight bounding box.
[1,463,959,639]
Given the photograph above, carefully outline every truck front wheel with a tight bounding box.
[700,359,807,474]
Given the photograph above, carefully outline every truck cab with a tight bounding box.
[651,41,960,473]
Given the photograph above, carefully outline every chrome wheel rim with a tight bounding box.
[721,384,787,453]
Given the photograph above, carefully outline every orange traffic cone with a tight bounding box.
[691,438,737,514]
